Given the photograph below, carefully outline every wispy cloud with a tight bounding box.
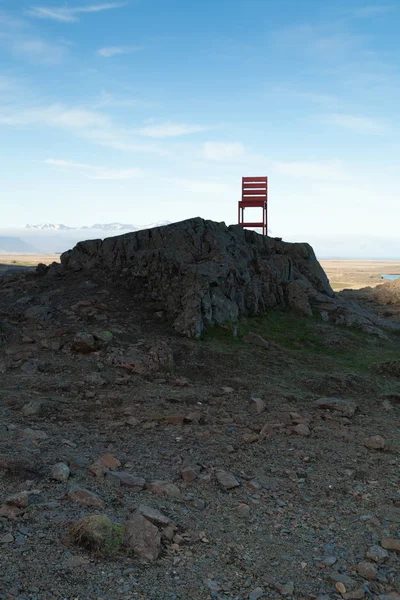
[1,103,182,155]
[26,3,127,23]
[202,142,245,162]
[165,177,235,196]
[94,90,158,109]
[0,104,109,128]
[322,113,388,134]
[0,75,13,93]
[349,4,395,18]
[138,122,208,138]
[45,158,141,180]
[274,160,347,181]
[0,10,67,65]
[97,45,141,57]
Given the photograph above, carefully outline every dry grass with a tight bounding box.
[321,259,400,291]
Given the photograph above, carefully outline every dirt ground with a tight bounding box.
[1,264,400,600]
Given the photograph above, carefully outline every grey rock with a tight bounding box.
[124,514,161,560]
[314,397,358,417]
[249,588,265,600]
[72,332,96,353]
[137,505,170,526]
[51,462,70,482]
[105,471,145,490]
[366,545,389,563]
[216,469,240,489]
[328,572,357,590]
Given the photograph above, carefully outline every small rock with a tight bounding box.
[180,466,197,482]
[322,556,337,566]
[237,503,251,516]
[243,332,272,349]
[249,398,266,414]
[0,503,21,519]
[6,491,29,508]
[92,330,113,344]
[249,587,264,600]
[146,480,181,498]
[21,401,42,416]
[343,590,365,600]
[205,580,221,593]
[137,505,170,526]
[165,415,184,425]
[124,514,161,560]
[72,332,96,353]
[259,423,274,439]
[20,427,48,440]
[99,454,121,469]
[105,472,145,490]
[292,423,310,437]
[243,433,259,443]
[366,545,389,563]
[67,486,104,508]
[356,561,377,580]
[1,533,14,544]
[162,525,175,540]
[21,360,38,374]
[51,462,70,482]
[62,556,90,568]
[336,582,346,595]
[364,435,386,450]
[314,397,357,417]
[279,581,294,595]
[328,573,357,590]
[381,537,400,552]
[89,454,121,479]
[216,470,240,489]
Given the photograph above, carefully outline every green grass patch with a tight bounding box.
[204,309,400,376]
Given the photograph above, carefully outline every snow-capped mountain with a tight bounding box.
[25,221,170,232]
[25,223,75,231]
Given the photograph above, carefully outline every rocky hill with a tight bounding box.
[60,217,399,338]
[1,220,400,599]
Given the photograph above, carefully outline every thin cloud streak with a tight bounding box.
[202,142,245,162]
[0,10,67,64]
[45,158,142,180]
[26,3,128,23]
[138,122,209,138]
[273,160,347,181]
[322,113,388,134]
[98,45,141,57]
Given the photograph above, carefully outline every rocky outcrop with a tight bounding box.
[59,218,400,338]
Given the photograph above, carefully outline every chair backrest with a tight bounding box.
[241,176,268,203]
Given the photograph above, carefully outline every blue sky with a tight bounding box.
[1,0,399,243]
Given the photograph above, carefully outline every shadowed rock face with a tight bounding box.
[60,218,334,337]
[59,217,398,338]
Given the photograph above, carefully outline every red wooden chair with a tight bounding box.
[238,176,268,235]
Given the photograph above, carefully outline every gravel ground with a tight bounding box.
[1,268,400,600]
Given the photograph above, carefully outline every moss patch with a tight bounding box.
[70,515,125,555]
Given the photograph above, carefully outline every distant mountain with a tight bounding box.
[25,223,75,231]
[0,236,40,253]
[24,222,170,232]
[88,223,137,231]
[0,221,173,254]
